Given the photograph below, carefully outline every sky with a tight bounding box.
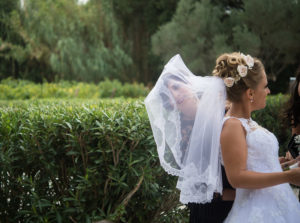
[20,0,90,8]
[77,0,89,5]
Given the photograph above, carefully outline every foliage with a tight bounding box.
[0,94,293,222]
[152,0,232,76]
[0,99,188,222]
[0,0,23,79]
[229,0,300,92]
[152,0,300,92]
[0,0,132,82]
[111,0,179,83]
[0,78,149,100]
[1,0,299,91]
[0,0,179,84]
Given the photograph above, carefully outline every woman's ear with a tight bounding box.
[246,88,254,103]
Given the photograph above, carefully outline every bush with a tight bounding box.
[0,99,188,223]
[0,94,291,222]
[0,78,149,100]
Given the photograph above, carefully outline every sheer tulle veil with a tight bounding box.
[144,54,227,204]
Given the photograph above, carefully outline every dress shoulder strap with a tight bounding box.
[222,116,252,134]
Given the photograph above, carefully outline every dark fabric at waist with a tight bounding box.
[222,165,234,190]
[188,200,233,223]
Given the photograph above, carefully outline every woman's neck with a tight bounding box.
[227,102,251,119]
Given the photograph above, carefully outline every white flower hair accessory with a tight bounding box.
[241,53,254,69]
[223,52,255,88]
[224,77,235,87]
[237,65,248,77]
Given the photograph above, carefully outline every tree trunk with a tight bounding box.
[132,18,150,83]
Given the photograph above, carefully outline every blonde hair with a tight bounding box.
[212,52,265,103]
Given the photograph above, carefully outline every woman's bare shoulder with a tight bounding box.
[223,117,243,128]
[222,117,246,137]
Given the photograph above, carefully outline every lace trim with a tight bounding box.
[179,185,223,204]
[160,160,182,176]
[160,160,224,204]
[223,116,251,134]
[180,194,214,204]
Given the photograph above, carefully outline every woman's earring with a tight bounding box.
[250,98,254,103]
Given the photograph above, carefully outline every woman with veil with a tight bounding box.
[145,53,300,222]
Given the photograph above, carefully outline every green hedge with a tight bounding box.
[0,99,188,223]
[0,94,291,222]
[0,78,149,100]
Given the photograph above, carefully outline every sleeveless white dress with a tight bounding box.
[223,117,300,223]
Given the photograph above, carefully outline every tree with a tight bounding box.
[0,0,23,79]
[230,0,300,92]
[152,0,300,92]
[0,0,133,82]
[111,0,179,83]
[152,0,233,76]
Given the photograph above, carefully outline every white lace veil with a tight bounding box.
[144,54,227,204]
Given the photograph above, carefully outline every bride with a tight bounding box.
[215,52,300,222]
[145,52,300,222]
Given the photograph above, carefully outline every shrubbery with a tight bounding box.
[0,99,188,223]
[0,78,149,100]
[0,94,291,222]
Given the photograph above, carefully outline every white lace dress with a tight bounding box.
[223,117,300,223]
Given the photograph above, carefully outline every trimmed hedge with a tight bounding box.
[0,94,291,222]
[0,78,149,100]
[0,99,188,223]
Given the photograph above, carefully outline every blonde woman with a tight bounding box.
[145,53,300,223]
[215,53,300,222]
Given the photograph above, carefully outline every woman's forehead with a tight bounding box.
[261,71,268,84]
[167,78,184,86]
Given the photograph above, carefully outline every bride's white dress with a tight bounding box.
[223,117,300,223]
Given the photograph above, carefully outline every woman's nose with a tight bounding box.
[173,91,181,101]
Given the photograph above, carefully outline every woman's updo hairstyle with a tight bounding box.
[212,52,265,103]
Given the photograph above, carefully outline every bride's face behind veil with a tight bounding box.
[163,75,198,120]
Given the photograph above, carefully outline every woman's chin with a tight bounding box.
[260,103,266,110]
[252,104,266,112]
